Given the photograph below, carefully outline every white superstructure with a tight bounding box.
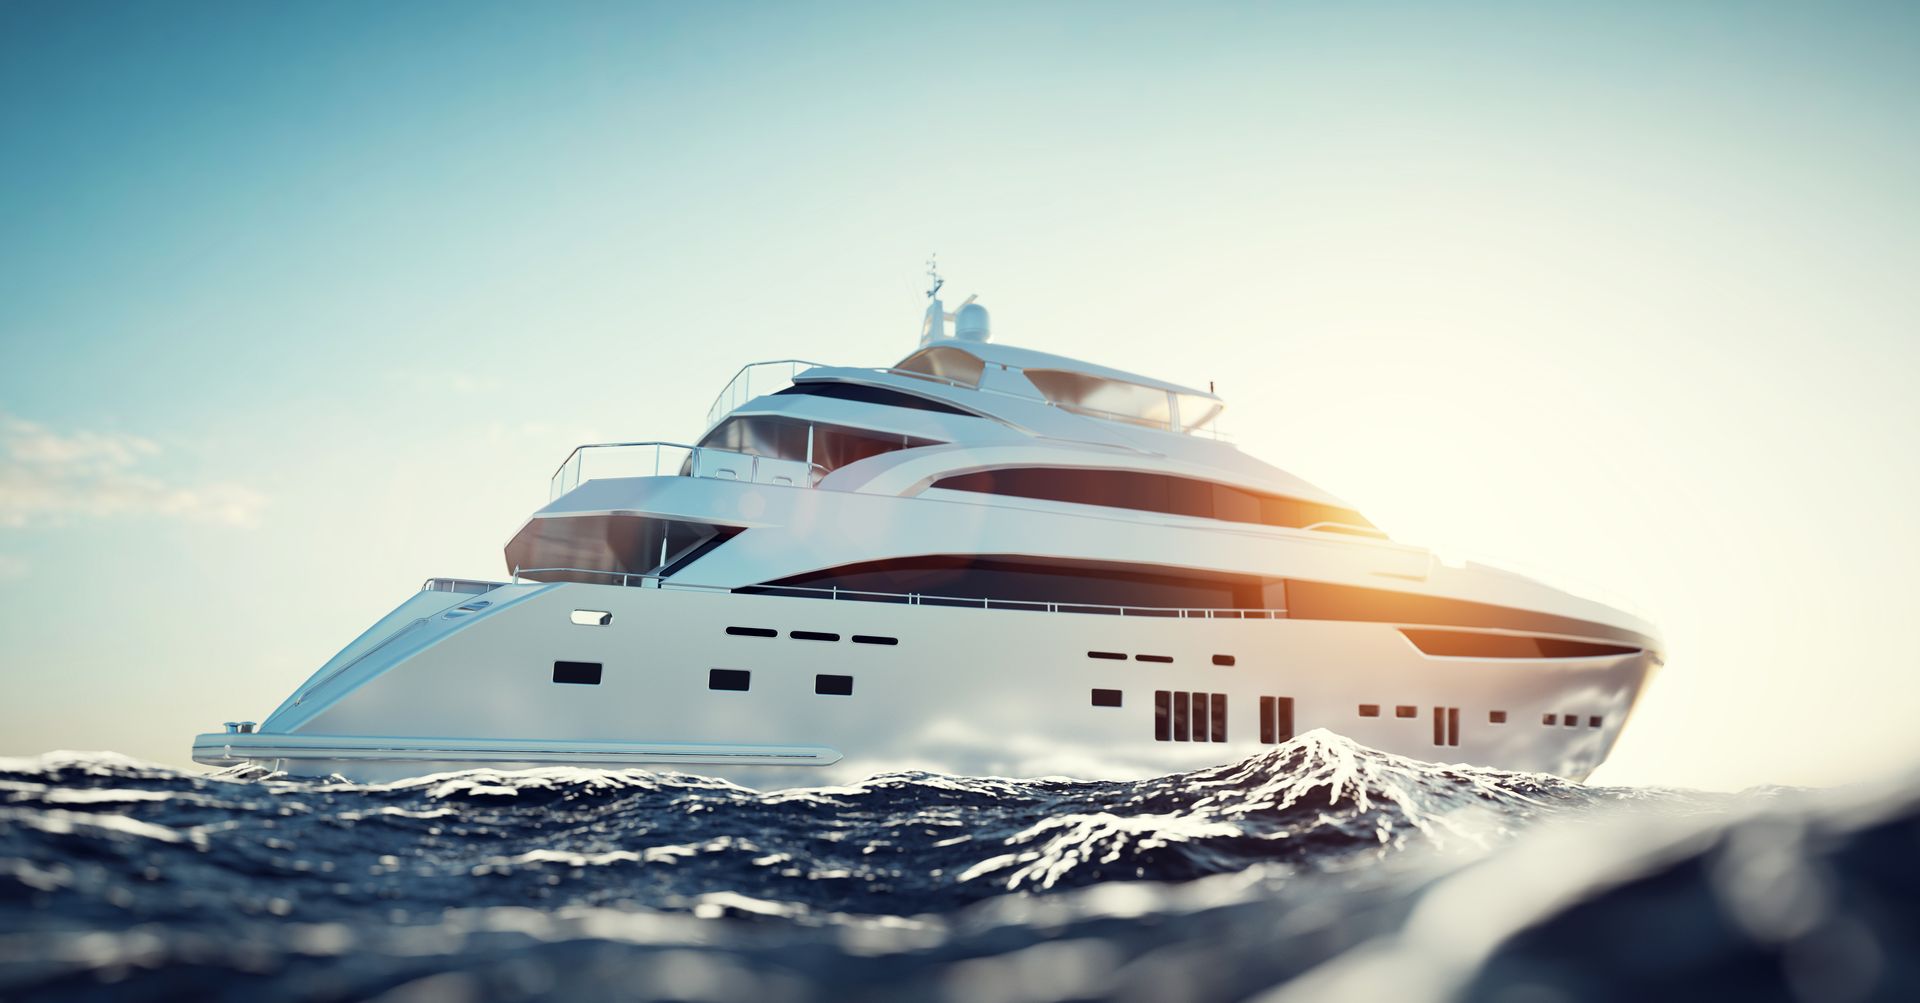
[195,279,1662,786]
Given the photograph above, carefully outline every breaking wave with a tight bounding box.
[1,731,1913,1001]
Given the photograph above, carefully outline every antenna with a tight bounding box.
[926,254,944,300]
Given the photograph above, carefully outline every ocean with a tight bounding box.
[1,731,1912,1002]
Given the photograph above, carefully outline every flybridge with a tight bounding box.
[700,342,1227,440]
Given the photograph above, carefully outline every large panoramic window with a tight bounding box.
[1023,369,1174,430]
[930,467,1380,535]
[742,555,1282,612]
[894,346,986,388]
[697,415,943,473]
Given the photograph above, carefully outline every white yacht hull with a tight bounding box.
[195,580,1658,786]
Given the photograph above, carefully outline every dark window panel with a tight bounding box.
[851,635,898,646]
[1489,710,1508,724]
[790,630,840,642]
[552,661,602,685]
[815,674,854,696]
[773,381,974,416]
[1448,707,1461,746]
[1274,696,1294,743]
[932,467,1376,533]
[1190,691,1209,742]
[1155,691,1171,741]
[1174,691,1191,742]
[1212,654,1235,666]
[1087,651,1128,660]
[1589,716,1603,728]
[1260,696,1276,744]
[1543,713,1558,725]
[709,669,751,691]
[1396,705,1417,718]
[1433,706,1446,746]
[1401,628,1641,660]
[1210,693,1227,742]
[1091,688,1123,708]
[1358,704,1381,717]
[1136,654,1173,664]
[726,627,777,638]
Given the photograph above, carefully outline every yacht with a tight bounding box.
[194,276,1663,786]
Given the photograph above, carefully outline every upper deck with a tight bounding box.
[703,342,1226,440]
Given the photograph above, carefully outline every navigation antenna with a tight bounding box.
[926,254,944,299]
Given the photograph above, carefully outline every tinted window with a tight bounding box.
[932,467,1377,534]
[1091,688,1123,707]
[709,669,751,691]
[815,674,853,696]
[748,555,1267,611]
[553,661,602,685]
[775,381,974,416]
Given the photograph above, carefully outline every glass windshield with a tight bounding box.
[1023,369,1174,430]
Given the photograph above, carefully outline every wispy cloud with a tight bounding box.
[0,413,266,530]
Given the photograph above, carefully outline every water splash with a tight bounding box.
[1,733,1912,1001]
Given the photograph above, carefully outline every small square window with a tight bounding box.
[1588,716,1602,728]
[1211,654,1235,666]
[1395,705,1417,718]
[1489,710,1508,724]
[1091,688,1123,707]
[815,674,853,696]
[1358,704,1381,717]
[1543,713,1558,725]
[709,669,750,691]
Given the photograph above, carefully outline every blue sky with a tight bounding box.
[2,1,1917,789]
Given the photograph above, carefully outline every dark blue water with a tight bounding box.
[2,731,1914,1002]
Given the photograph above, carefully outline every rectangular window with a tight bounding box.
[1274,695,1293,743]
[790,630,840,642]
[552,661,602,685]
[1543,713,1558,726]
[570,610,612,626]
[1174,691,1191,741]
[1448,706,1460,747]
[1212,654,1235,666]
[726,626,776,638]
[815,674,853,696]
[1190,690,1209,741]
[1155,690,1171,741]
[1260,696,1276,743]
[1489,710,1508,724]
[1136,654,1173,664]
[709,668,751,691]
[1588,715,1603,728]
[1210,693,1227,742]
[1396,705,1417,718]
[1088,651,1127,660]
[1091,688,1123,707]
[1433,706,1446,746]
[1359,704,1381,717]
[851,635,898,646]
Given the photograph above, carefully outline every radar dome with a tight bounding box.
[953,302,991,342]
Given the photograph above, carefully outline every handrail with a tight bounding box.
[508,566,1287,619]
[703,359,832,432]
[548,441,827,500]
[701,358,1231,441]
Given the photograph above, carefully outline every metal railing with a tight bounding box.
[703,360,829,432]
[701,358,1230,441]
[548,442,824,500]
[507,566,1287,619]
